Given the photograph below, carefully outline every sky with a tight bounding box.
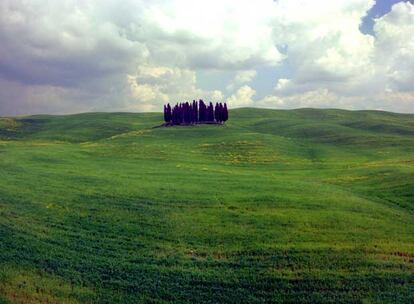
[0,0,413,115]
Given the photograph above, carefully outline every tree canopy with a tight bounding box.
[164,100,228,125]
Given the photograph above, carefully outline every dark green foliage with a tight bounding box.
[0,108,413,303]
[207,102,214,121]
[164,104,172,123]
[165,100,227,125]
[223,103,228,122]
[199,99,206,122]
[193,100,198,123]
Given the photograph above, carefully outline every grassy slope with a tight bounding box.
[0,108,413,303]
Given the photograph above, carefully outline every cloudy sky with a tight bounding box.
[0,0,413,115]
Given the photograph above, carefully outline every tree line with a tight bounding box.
[163,100,228,125]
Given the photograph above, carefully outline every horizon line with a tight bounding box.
[2,106,414,118]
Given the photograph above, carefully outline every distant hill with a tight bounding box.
[1,107,414,143]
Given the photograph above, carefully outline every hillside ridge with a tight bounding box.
[0,107,413,303]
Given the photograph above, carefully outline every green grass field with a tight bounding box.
[0,108,413,303]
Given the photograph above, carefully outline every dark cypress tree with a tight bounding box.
[175,103,179,124]
[182,102,186,124]
[172,104,176,124]
[204,103,209,121]
[204,102,209,121]
[223,103,228,122]
[175,103,181,125]
[164,100,226,125]
[172,104,178,125]
[208,102,214,121]
[172,105,175,124]
[198,100,203,121]
[216,103,222,123]
[167,103,172,122]
[205,102,208,121]
[180,103,183,124]
[184,102,187,124]
[214,102,220,122]
[187,102,191,124]
[193,100,198,123]
[199,99,205,122]
[184,102,190,124]
[189,102,193,124]
[179,103,183,124]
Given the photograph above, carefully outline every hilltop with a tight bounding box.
[0,108,413,303]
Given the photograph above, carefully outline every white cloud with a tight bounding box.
[257,89,369,111]
[126,66,223,111]
[257,95,285,108]
[373,1,414,92]
[0,1,149,87]
[270,0,376,93]
[256,1,414,113]
[227,85,256,107]
[257,88,414,113]
[0,0,413,114]
[226,70,257,91]
[140,0,284,69]
[275,78,291,91]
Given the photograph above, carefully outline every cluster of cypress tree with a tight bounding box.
[163,100,228,125]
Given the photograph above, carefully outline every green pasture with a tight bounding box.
[0,108,413,303]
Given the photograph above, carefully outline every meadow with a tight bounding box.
[0,108,413,303]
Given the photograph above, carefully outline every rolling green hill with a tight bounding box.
[0,108,413,303]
